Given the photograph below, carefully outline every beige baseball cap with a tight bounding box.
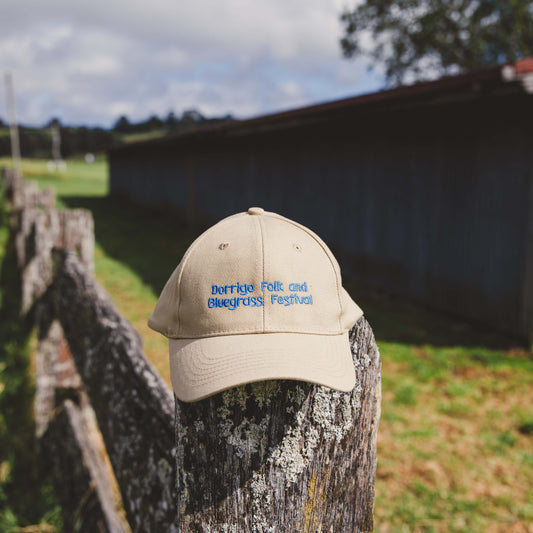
[148,207,363,402]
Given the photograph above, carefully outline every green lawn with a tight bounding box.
[121,129,167,144]
[0,157,108,197]
[1,157,533,532]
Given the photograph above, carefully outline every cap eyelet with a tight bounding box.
[218,242,230,250]
[293,243,302,252]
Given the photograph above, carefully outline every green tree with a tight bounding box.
[340,0,533,85]
[113,115,132,133]
[144,114,164,131]
[164,111,178,130]
[181,109,205,125]
[45,117,61,128]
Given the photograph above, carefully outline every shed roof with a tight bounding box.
[109,57,533,154]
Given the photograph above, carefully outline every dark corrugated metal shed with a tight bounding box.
[109,59,533,345]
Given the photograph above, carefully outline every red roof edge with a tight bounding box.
[514,57,533,75]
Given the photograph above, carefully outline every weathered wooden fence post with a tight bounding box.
[1,168,130,532]
[147,207,383,532]
[50,250,177,532]
[174,317,380,532]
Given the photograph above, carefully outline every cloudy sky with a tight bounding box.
[0,0,383,128]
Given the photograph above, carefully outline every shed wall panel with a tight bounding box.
[109,95,533,342]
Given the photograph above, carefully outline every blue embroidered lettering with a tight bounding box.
[239,283,254,296]
[261,281,284,292]
[270,292,313,306]
[209,282,313,310]
[211,283,255,296]
[289,282,308,292]
[207,294,264,310]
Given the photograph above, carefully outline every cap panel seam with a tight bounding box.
[175,213,248,337]
[257,215,266,333]
[263,212,344,330]
[175,240,201,337]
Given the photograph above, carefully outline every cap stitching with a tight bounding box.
[167,327,342,339]
[178,364,351,384]
[178,361,351,385]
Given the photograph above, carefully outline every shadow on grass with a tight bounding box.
[0,226,62,530]
[61,194,196,297]
[346,283,529,352]
[61,194,530,353]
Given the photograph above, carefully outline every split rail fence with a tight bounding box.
[1,167,381,533]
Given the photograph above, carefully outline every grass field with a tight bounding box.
[0,157,108,197]
[121,129,167,144]
[1,158,533,532]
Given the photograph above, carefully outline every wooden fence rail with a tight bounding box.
[50,248,176,531]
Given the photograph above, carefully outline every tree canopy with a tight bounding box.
[340,0,533,85]
[113,115,131,133]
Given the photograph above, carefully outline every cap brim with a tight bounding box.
[169,332,356,402]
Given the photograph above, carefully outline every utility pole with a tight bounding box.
[51,122,61,162]
[50,120,65,171]
[5,72,22,177]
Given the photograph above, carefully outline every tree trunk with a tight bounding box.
[175,316,381,532]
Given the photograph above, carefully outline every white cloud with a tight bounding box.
[0,0,382,126]
[37,24,73,51]
[152,48,190,69]
[70,55,121,76]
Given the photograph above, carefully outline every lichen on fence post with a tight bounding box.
[175,316,381,532]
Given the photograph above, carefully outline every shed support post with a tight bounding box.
[522,171,533,347]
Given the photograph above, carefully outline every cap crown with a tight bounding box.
[148,209,361,338]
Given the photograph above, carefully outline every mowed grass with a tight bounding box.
[7,158,533,532]
[121,129,167,144]
[0,157,108,197]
